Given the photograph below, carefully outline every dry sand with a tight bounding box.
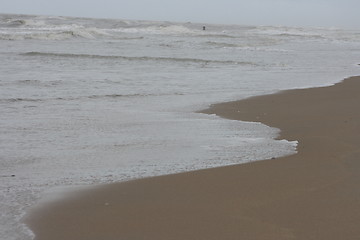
[26,76,360,240]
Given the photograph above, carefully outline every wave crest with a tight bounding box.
[0,26,110,41]
[22,51,259,66]
[0,92,185,104]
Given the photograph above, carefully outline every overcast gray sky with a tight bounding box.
[1,0,359,29]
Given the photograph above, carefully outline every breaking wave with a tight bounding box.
[0,27,110,40]
[116,25,197,35]
[2,14,359,43]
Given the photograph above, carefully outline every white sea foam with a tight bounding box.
[1,13,360,240]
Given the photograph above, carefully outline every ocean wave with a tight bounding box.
[1,17,46,27]
[205,41,291,52]
[4,19,27,27]
[1,14,233,39]
[86,93,160,99]
[0,98,44,103]
[254,26,329,40]
[0,19,201,40]
[22,51,259,66]
[16,79,42,84]
[197,33,238,39]
[0,93,185,104]
[13,79,63,87]
[205,41,239,48]
[0,16,111,40]
[111,24,198,36]
[2,14,360,43]
[0,26,110,41]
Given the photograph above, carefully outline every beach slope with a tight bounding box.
[26,76,360,240]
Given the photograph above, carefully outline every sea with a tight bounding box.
[1,13,360,240]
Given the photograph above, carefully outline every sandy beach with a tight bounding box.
[26,76,360,240]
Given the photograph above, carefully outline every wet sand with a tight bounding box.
[26,76,360,240]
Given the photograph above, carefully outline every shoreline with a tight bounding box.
[25,76,360,240]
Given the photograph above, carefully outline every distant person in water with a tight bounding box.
[203,26,206,31]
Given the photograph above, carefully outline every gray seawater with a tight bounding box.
[1,13,360,240]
